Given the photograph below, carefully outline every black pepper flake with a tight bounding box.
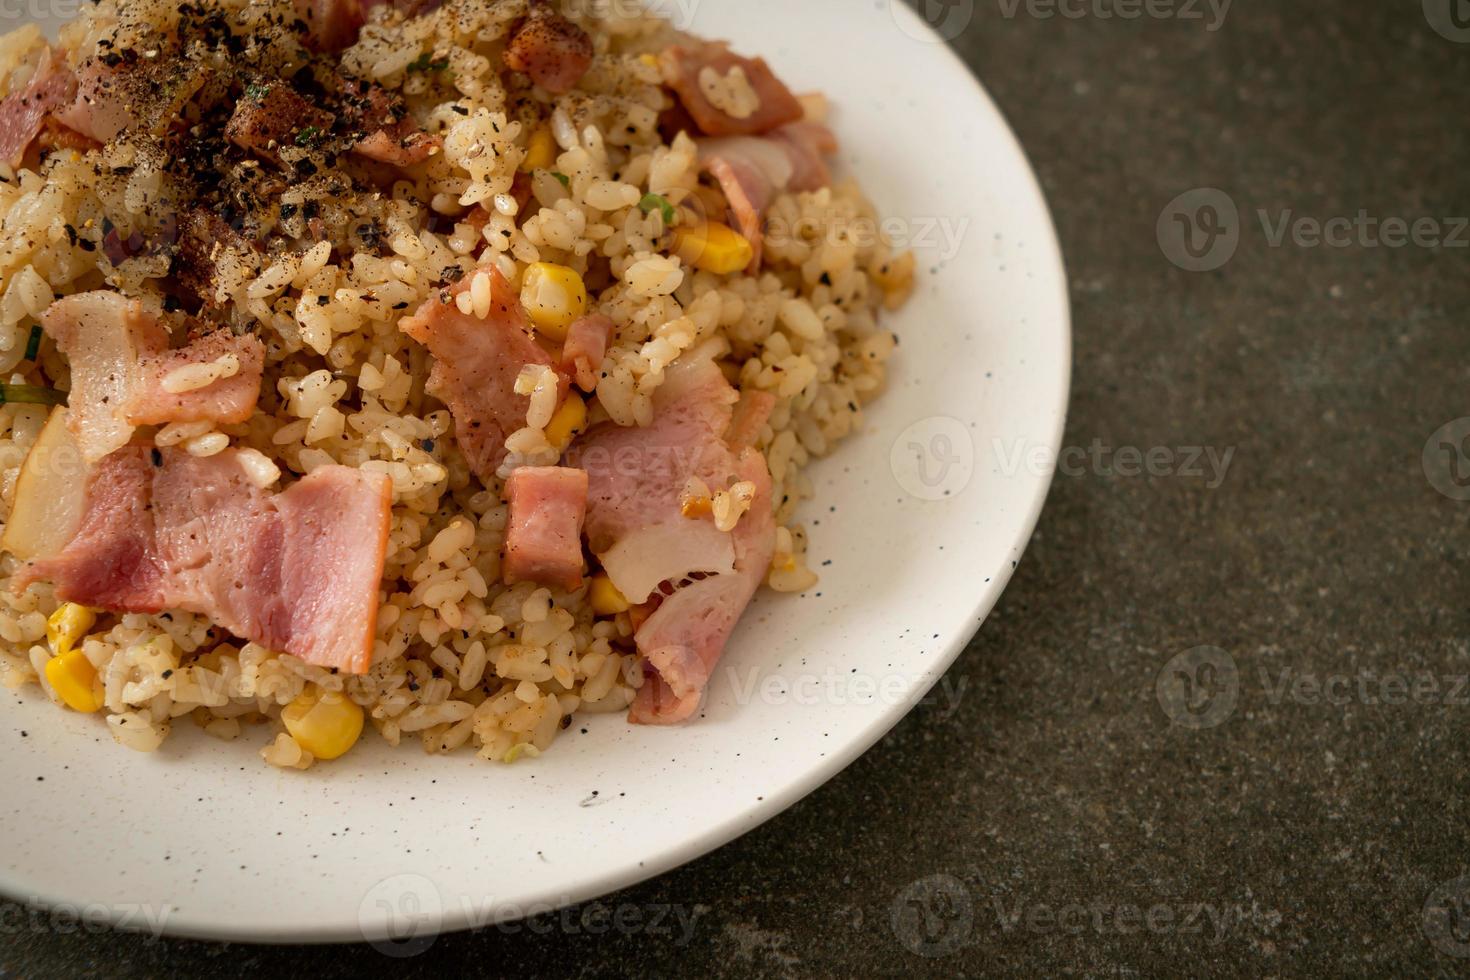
[279,203,299,221]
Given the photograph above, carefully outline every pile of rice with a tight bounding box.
[0,0,912,767]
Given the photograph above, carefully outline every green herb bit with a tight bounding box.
[0,385,65,406]
[638,193,677,226]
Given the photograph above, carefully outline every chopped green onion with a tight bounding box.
[244,82,271,102]
[23,325,41,361]
[0,385,65,406]
[638,193,677,226]
[407,54,450,73]
[295,125,321,147]
[550,172,570,187]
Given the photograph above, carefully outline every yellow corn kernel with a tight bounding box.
[281,686,364,761]
[521,124,557,172]
[679,476,712,518]
[44,650,103,713]
[589,573,630,615]
[544,394,587,451]
[502,742,542,764]
[871,251,916,309]
[673,222,754,275]
[47,603,96,657]
[520,263,588,341]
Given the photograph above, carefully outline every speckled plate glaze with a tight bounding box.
[0,0,1069,942]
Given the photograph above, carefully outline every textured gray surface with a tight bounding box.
[6,0,1470,976]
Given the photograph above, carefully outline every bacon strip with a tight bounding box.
[41,291,265,463]
[17,448,392,674]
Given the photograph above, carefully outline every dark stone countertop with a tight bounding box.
[6,0,1470,975]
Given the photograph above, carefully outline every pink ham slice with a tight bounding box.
[503,2,594,95]
[503,466,588,590]
[16,448,392,674]
[569,341,776,724]
[0,47,75,167]
[41,291,265,463]
[698,122,837,272]
[559,313,613,393]
[629,449,773,725]
[660,42,803,138]
[399,267,567,481]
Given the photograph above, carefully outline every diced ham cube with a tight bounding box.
[503,2,594,95]
[560,313,613,393]
[399,266,568,481]
[503,466,588,591]
[660,42,803,137]
[225,82,334,166]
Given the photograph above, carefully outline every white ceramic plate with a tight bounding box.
[0,0,1070,943]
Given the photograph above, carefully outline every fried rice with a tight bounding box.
[0,0,912,767]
